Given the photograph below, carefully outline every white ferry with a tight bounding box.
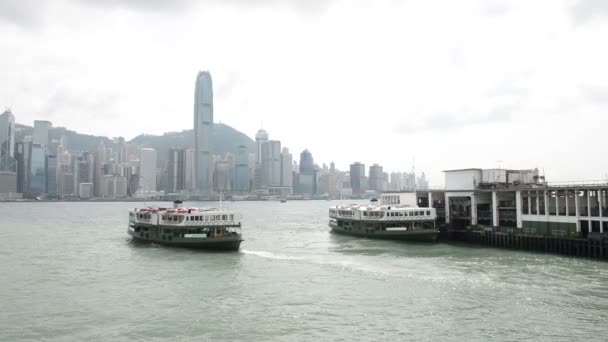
[329,193,438,242]
[128,200,243,251]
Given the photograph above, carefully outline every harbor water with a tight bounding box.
[1,201,607,341]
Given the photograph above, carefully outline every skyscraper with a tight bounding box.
[369,164,384,193]
[194,71,214,194]
[255,129,269,166]
[15,142,31,193]
[261,140,281,187]
[29,144,47,194]
[0,110,15,163]
[167,148,187,193]
[0,110,17,194]
[47,154,58,195]
[139,148,157,194]
[298,150,315,195]
[280,147,293,192]
[299,149,314,176]
[234,145,250,192]
[350,162,366,195]
[33,120,52,148]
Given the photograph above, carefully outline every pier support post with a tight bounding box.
[471,195,477,226]
[492,191,498,227]
[516,191,523,229]
[575,191,581,233]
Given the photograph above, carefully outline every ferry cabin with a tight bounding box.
[329,205,437,234]
[128,208,242,243]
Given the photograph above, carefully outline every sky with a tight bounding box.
[1,0,608,185]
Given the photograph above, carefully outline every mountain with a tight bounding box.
[129,124,255,165]
[14,123,255,166]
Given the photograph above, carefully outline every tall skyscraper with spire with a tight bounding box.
[194,71,214,194]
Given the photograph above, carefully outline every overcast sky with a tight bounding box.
[1,0,607,185]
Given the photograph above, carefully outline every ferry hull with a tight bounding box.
[330,223,438,243]
[128,226,243,251]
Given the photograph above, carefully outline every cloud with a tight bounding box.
[580,86,608,105]
[77,0,332,13]
[41,86,122,120]
[0,0,48,27]
[395,106,514,134]
[571,0,608,25]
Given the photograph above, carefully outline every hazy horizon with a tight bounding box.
[2,0,608,184]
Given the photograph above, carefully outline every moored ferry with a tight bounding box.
[329,193,438,242]
[128,200,243,251]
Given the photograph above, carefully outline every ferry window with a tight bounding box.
[426,211,430,216]
[223,215,227,220]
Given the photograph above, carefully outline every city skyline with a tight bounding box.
[1,1,608,184]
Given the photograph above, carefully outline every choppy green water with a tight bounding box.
[1,201,607,341]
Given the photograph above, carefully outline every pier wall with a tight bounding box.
[442,228,608,260]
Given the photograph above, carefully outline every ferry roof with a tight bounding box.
[332,204,427,211]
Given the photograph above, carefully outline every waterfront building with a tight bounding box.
[280,147,293,193]
[299,149,314,176]
[184,148,194,192]
[255,129,269,166]
[234,145,250,192]
[369,164,384,193]
[213,159,231,192]
[418,172,429,189]
[94,142,106,196]
[33,120,52,148]
[116,137,128,164]
[46,154,58,196]
[297,150,315,196]
[29,144,47,194]
[350,162,366,195]
[0,109,15,165]
[78,182,93,199]
[415,168,608,235]
[139,148,157,194]
[0,170,17,194]
[261,140,281,188]
[194,71,214,194]
[15,142,31,193]
[167,148,187,193]
[0,110,17,194]
[76,152,94,188]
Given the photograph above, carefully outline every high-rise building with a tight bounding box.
[184,148,195,192]
[261,140,281,187]
[194,71,214,194]
[76,152,94,186]
[15,142,31,193]
[299,150,314,176]
[33,120,52,148]
[94,142,106,196]
[213,159,231,192]
[280,147,293,192]
[234,145,250,192]
[29,144,47,194]
[116,137,128,164]
[58,152,76,196]
[0,109,15,164]
[350,162,366,195]
[139,148,157,194]
[255,129,269,166]
[46,154,58,195]
[298,150,315,195]
[167,148,187,193]
[369,164,384,193]
[0,110,16,193]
